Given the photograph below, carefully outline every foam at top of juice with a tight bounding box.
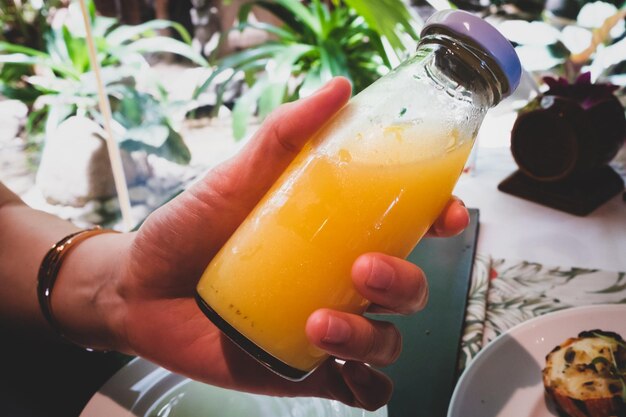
[318,120,473,166]
[307,57,481,167]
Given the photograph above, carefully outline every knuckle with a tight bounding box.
[389,267,427,315]
[263,103,300,155]
[406,275,429,314]
[361,322,402,366]
[361,323,378,358]
[382,323,403,364]
[386,325,403,364]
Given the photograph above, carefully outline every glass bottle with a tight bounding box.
[196,10,521,380]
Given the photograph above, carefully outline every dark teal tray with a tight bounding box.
[378,209,479,417]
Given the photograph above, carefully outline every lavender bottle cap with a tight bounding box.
[421,10,522,97]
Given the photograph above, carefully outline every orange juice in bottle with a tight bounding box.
[196,10,521,380]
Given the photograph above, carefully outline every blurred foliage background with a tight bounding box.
[1,0,624,158]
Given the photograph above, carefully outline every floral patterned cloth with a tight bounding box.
[458,255,626,373]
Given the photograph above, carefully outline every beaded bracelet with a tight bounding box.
[38,226,119,348]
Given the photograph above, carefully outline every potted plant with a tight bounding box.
[193,0,420,139]
[0,0,208,206]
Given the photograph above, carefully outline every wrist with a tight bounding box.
[52,231,135,353]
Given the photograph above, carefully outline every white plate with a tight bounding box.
[448,304,626,417]
[80,358,387,417]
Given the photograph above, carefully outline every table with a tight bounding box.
[455,112,626,273]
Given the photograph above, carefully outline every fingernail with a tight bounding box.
[322,316,352,344]
[366,258,395,290]
[453,196,465,208]
[350,363,372,385]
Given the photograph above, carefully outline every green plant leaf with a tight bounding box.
[91,15,118,38]
[219,43,285,69]
[62,25,90,73]
[357,27,391,68]
[319,42,350,82]
[25,106,49,136]
[0,52,80,79]
[111,86,146,126]
[163,127,192,165]
[191,67,231,101]
[119,125,191,165]
[207,60,267,117]
[271,43,316,78]
[258,80,287,120]
[0,53,42,66]
[271,0,322,36]
[232,77,268,140]
[105,19,193,46]
[120,36,208,66]
[322,38,350,77]
[0,80,42,102]
[124,125,170,147]
[45,26,72,67]
[44,100,77,133]
[108,86,192,165]
[24,75,69,94]
[87,0,97,24]
[193,43,286,99]
[299,65,323,97]
[344,0,417,55]
[0,61,32,86]
[234,21,298,42]
[0,41,49,57]
[238,1,298,33]
[258,43,314,119]
[240,0,320,43]
[312,0,332,38]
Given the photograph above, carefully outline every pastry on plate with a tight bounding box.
[543,329,626,417]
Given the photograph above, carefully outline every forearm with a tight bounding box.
[0,183,131,351]
[0,183,80,334]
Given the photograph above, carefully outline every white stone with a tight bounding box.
[0,99,28,119]
[35,116,141,207]
[0,100,28,142]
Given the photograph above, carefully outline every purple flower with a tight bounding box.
[542,72,620,110]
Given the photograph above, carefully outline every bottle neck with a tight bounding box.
[417,33,508,108]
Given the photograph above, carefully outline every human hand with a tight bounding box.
[71,78,469,411]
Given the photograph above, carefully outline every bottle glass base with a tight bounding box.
[194,292,311,381]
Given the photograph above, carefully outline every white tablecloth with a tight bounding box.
[454,112,626,273]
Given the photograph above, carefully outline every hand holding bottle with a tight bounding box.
[54,77,467,411]
[195,9,521,383]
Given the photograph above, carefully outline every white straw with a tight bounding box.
[78,0,134,231]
